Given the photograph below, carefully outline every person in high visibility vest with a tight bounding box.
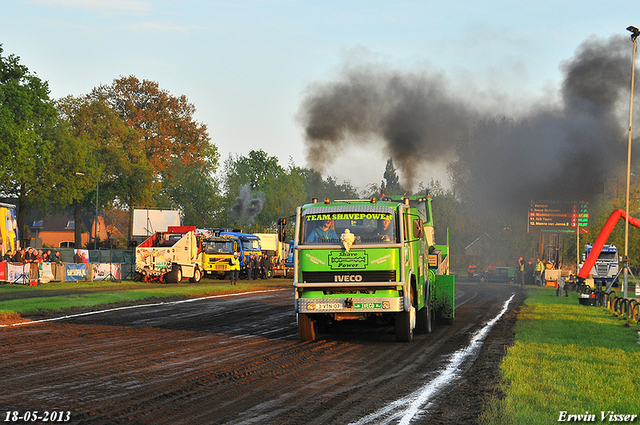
[230,252,240,285]
[535,258,544,286]
[518,256,525,287]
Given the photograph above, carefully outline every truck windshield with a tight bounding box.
[301,211,397,244]
[242,240,261,251]
[598,252,617,261]
[203,240,234,255]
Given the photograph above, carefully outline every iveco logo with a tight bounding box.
[334,275,363,282]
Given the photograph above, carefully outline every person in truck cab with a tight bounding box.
[307,218,338,243]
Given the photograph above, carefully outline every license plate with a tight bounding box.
[354,302,382,309]
[316,303,342,310]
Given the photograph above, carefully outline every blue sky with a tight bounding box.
[2,0,639,190]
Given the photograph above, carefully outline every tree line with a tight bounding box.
[2,44,639,272]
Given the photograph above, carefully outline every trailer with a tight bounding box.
[255,233,289,277]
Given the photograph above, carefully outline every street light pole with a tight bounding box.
[75,172,99,250]
[624,25,639,298]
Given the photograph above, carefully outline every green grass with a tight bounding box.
[0,278,292,317]
[481,287,640,425]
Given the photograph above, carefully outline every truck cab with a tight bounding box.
[201,236,238,279]
[582,243,619,285]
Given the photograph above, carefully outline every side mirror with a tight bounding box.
[413,219,424,239]
[277,217,287,242]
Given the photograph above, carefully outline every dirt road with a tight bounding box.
[0,282,523,424]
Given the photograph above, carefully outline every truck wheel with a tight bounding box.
[395,307,415,342]
[416,290,432,334]
[298,313,316,341]
[166,266,182,283]
[189,267,202,283]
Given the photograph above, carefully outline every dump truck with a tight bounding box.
[285,192,455,342]
[135,226,203,283]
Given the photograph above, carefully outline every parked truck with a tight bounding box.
[255,233,289,277]
[0,203,19,256]
[581,243,619,286]
[219,231,262,277]
[285,192,455,342]
[135,226,203,283]
[200,233,238,279]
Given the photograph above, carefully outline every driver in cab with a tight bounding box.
[307,218,338,242]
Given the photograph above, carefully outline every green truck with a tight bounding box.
[287,192,455,342]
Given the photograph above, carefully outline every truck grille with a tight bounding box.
[302,270,396,283]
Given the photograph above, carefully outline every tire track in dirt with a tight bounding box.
[0,282,522,425]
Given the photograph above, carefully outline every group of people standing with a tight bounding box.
[228,252,274,285]
[518,256,548,287]
[2,247,62,264]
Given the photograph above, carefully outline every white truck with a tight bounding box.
[255,233,289,277]
[581,243,619,286]
[135,226,203,283]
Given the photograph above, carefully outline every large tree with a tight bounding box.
[221,151,309,231]
[157,159,221,228]
[382,158,403,196]
[57,96,156,246]
[89,76,218,176]
[0,45,61,243]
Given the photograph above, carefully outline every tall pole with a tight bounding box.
[75,172,99,251]
[94,178,99,250]
[624,26,639,298]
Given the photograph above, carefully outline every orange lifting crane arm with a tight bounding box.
[577,209,640,279]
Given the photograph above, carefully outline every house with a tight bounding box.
[27,211,113,249]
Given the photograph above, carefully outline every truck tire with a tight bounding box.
[298,313,316,341]
[189,267,202,283]
[166,266,182,283]
[395,307,415,342]
[416,291,432,334]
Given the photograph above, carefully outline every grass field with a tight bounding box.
[0,278,292,318]
[480,287,640,425]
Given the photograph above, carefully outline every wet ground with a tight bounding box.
[0,282,524,424]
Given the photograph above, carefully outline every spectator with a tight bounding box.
[14,248,24,264]
[3,249,13,262]
[43,250,52,262]
[53,251,62,264]
[260,253,268,279]
[251,254,258,280]
[247,254,254,280]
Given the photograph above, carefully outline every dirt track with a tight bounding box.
[0,282,524,424]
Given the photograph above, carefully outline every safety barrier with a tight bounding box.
[630,299,640,321]
[574,282,639,322]
[0,262,133,284]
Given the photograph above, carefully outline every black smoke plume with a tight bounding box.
[299,35,633,213]
[231,184,264,223]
